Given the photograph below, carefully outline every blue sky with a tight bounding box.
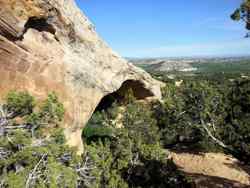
[75,0,250,58]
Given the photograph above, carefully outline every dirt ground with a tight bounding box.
[170,152,250,188]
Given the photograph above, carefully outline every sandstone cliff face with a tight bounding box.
[0,0,162,152]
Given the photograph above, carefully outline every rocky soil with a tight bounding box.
[170,152,250,188]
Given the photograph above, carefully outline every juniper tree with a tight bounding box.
[231,0,250,37]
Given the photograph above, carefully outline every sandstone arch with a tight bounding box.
[0,0,163,153]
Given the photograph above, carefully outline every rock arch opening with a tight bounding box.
[95,80,154,112]
[24,17,56,35]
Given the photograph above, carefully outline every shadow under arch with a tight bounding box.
[95,79,154,112]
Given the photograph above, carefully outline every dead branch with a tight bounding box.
[4,125,27,129]
[0,105,9,127]
[201,119,228,149]
[131,152,139,166]
[58,153,72,165]
[31,139,47,147]
[25,153,48,188]
[0,179,5,188]
[177,111,186,118]
[76,154,96,187]
[241,16,250,24]
[0,105,14,120]
[6,134,14,145]
[0,147,12,160]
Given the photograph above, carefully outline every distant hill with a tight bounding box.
[128,57,250,73]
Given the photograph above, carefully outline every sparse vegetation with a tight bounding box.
[0,91,81,188]
[1,69,250,187]
[82,92,191,188]
[152,72,250,165]
[0,90,192,188]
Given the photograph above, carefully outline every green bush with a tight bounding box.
[153,73,250,164]
[81,96,191,188]
[123,102,160,146]
[50,128,66,144]
[40,92,65,124]
[83,112,114,144]
[0,91,82,188]
[6,91,35,117]
[25,112,41,127]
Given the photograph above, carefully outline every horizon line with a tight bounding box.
[125,54,250,59]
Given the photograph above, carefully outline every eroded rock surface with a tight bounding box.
[0,0,163,152]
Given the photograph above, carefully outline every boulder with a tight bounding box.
[0,0,162,152]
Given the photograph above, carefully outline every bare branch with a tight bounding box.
[76,154,96,187]
[201,119,228,149]
[4,125,27,129]
[241,16,250,24]
[0,179,6,188]
[26,153,47,188]
[0,147,12,160]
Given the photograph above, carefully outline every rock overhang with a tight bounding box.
[0,0,163,153]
